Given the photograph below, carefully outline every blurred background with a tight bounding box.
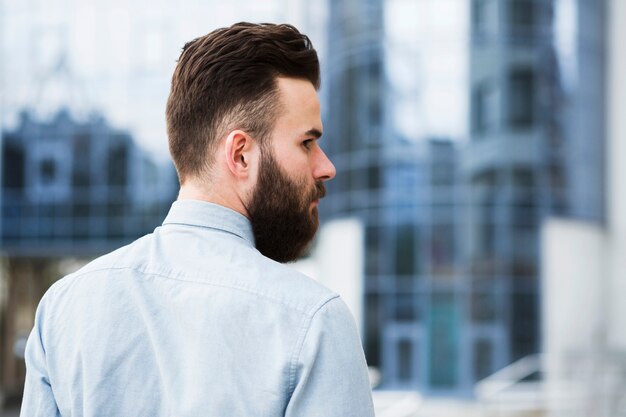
[1,0,625,416]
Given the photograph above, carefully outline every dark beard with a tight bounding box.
[246,149,325,263]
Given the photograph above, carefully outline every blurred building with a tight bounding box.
[323,0,468,395]
[477,1,624,415]
[465,0,605,376]
[322,0,607,397]
[1,108,176,257]
[465,0,561,380]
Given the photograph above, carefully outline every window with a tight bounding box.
[513,168,535,189]
[394,293,418,322]
[367,59,382,136]
[473,339,494,380]
[365,293,382,368]
[366,226,382,276]
[431,224,455,278]
[472,85,487,134]
[39,158,57,184]
[512,168,536,227]
[549,164,567,213]
[107,145,128,187]
[473,0,488,38]
[471,289,498,322]
[429,292,459,388]
[368,164,381,189]
[472,0,496,42]
[2,142,25,189]
[472,82,498,135]
[509,0,536,42]
[431,162,455,186]
[469,171,499,275]
[397,340,413,383]
[508,68,535,128]
[72,133,91,188]
[395,224,417,276]
[511,289,539,360]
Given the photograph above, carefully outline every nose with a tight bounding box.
[314,147,336,181]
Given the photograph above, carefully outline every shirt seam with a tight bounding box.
[54,264,326,316]
[286,295,340,399]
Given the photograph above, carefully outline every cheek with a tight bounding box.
[283,158,311,182]
[289,172,312,199]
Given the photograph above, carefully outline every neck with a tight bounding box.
[178,180,250,219]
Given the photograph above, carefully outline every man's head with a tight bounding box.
[166,22,320,181]
[166,23,335,263]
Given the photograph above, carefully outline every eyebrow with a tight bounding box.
[305,128,323,139]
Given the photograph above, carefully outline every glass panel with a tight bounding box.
[365,292,382,368]
[472,83,498,135]
[39,159,57,184]
[397,339,413,383]
[472,0,488,38]
[471,289,498,322]
[431,162,455,186]
[509,68,535,128]
[472,83,487,134]
[3,142,26,190]
[472,0,497,42]
[366,226,381,276]
[473,339,494,380]
[509,0,535,42]
[394,293,417,322]
[431,223,455,278]
[368,164,381,189]
[429,292,459,388]
[395,224,416,275]
[511,288,538,360]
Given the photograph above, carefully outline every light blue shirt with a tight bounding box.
[21,200,375,417]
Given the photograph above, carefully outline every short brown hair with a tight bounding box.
[166,22,320,183]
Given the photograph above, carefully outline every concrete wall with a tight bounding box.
[538,2,626,414]
[607,0,626,350]
[541,219,606,379]
[291,218,365,336]
[542,0,626,369]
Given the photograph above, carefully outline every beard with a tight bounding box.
[246,148,325,263]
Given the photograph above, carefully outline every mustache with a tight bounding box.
[314,181,326,200]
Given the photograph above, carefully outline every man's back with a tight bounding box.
[21,200,374,416]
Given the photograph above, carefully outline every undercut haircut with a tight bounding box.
[166,22,320,183]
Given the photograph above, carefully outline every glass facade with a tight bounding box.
[323,0,605,395]
[1,109,177,256]
[466,0,605,369]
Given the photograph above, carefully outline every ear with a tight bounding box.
[224,130,258,179]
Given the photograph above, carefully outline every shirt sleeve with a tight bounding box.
[20,296,61,417]
[285,296,375,417]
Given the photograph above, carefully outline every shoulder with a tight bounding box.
[40,233,154,305]
[242,253,340,317]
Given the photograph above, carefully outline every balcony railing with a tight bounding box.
[476,353,626,417]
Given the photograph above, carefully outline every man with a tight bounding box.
[21,22,375,416]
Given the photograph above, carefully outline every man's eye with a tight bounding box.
[302,139,313,149]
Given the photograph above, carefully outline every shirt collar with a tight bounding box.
[162,200,255,247]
